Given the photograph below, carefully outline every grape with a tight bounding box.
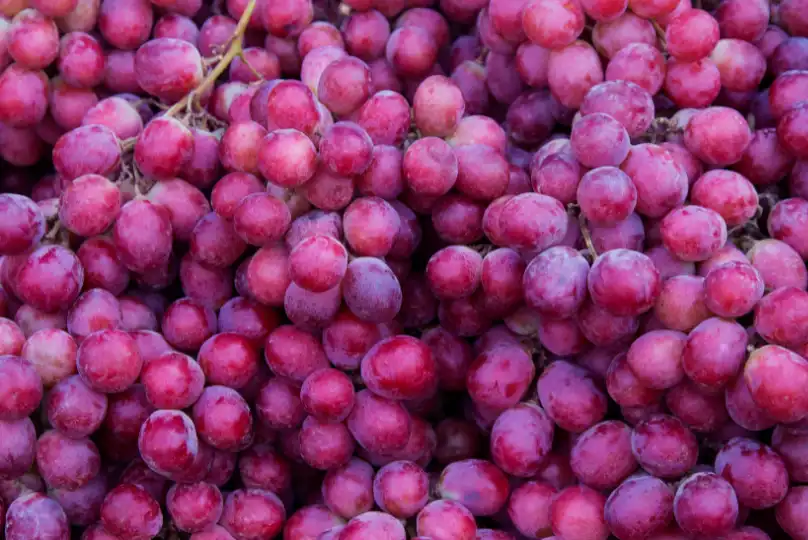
[490,402,553,477]
[514,42,550,89]
[238,443,291,493]
[776,486,808,540]
[674,473,738,538]
[467,343,534,409]
[623,330,685,390]
[354,91,409,147]
[288,235,347,294]
[522,0,584,50]
[140,351,204,409]
[437,459,509,517]
[370,461,428,518]
[166,482,223,533]
[703,261,764,318]
[361,335,437,401]
[592,12,654,59]
[748,240,808,292]
[606,43,665,95]
[217,121,267,177]
[606,477,675,540]
[153,13,199,43]
[300,368,354,423]
[35,429,100,490]
[346,390,411,455]
[0,194,44,256]
[221,489,287,540]
[0,417,36,478]
[319,122,373,177]
[57,31,103,88]
[58,174,121,237]
[690,170,758,227]
[577,300,639,346]
[299,415,354,470]
[715,437,788,510]
[453,144,509,201]
[53,124,121,181]
[684,106,752,166]
[744,345,808,423]
[343,196,400,257]
[680,317,748,392]
[402,137,459,197]
[550,485,609,540]
[577,167,636,225]
[178,256,232,310]
[254,378,303,432]
[263,325,327,384]
[778,102,808,159]
[661,206,728,263]
[99,484,162,540]
[322,458,374,519]
[653,275,710,332]
[46,375,106,438]
[356,145,404,200]
[725,372,776,431]
[317,57,371,117]
[631,414,698,478]
[548,40,603,109]
[341,10,388,60]
[570,420,636,490]
[580,81,654,138]
[664,58,721,109]
[537,360,607,433]
[342,257,402,323]
[620,144,687,218]
[769,70,808,121]
[161,297,216,352]
[755,287,808,348]
[588,249,661,317]
[430,193,485,244]
[137,408,199,475]
[5,493,69,540]
[498,193,568,251]
[426,246,483,300]
[192,386,253,452]
[7,9,59,70]
[385,26,438,79]
[665,9,719,62]
[711,39,767,92]
[112,199,173,275]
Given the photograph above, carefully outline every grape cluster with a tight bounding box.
[1,0,808,538]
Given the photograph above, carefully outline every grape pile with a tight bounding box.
[1,0,808,538]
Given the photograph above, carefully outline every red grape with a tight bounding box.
[6,492,69,540]
[361,335,437,401]
[522,0,584,50]
[608,478,675,540]
[346,390,411,455]
[673,472,738,538]
[550,485,609,540]
[626,330,686,390]
[631,414,698,479]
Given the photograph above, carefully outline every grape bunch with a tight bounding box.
[1,0,808,538]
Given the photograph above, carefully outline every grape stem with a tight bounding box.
[119,0,257,153]
[578,212,598,260]
[163,0,258,118]
[652,21,667,49]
